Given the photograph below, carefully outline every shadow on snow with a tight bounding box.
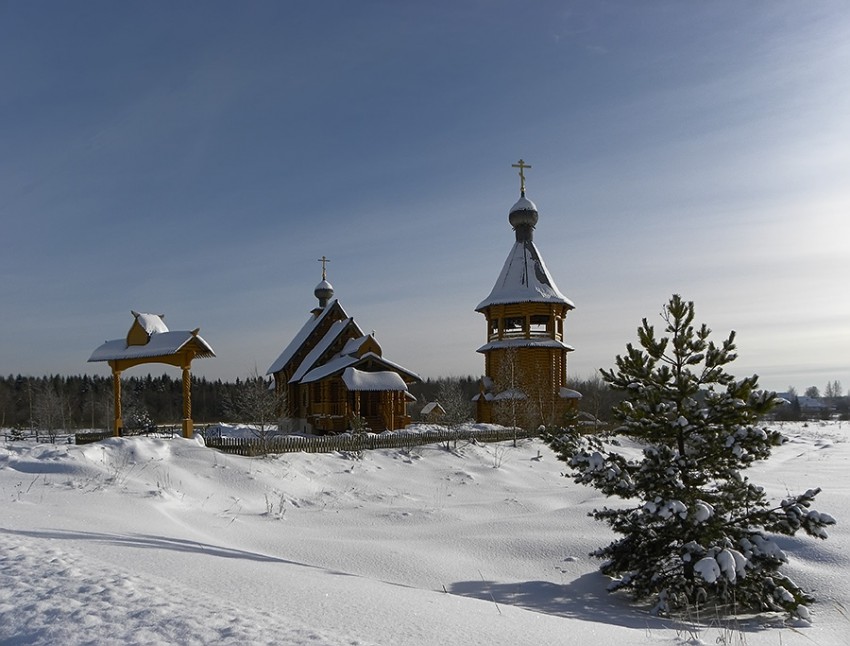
[449,572,783,634]
[0,526,356,579]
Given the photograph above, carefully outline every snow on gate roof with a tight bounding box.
[89,332,215,362]
[88,311,214,362]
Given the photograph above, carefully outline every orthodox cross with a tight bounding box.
[317,255,331,280]
[512,159,531,196]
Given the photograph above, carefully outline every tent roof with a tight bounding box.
[476,240,574,311]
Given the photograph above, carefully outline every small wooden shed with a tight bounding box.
[420,401,446,422]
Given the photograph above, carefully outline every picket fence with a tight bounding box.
[203,427,537,456]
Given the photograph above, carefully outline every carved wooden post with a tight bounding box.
[112,365,123,437]
[182,364,193,438]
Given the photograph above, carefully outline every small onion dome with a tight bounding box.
[509,195,538,241]
[314,279,334,308]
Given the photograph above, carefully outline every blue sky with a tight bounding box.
[2,1,849,394]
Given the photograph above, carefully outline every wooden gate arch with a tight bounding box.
[89,311,215,438]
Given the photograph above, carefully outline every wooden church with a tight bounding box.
[267,261,420,434]
[474,160,581,427]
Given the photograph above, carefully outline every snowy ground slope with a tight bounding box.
[1,422,847,645]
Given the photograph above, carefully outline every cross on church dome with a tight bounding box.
[318,255,331,280]
[314,255,334,308]
[512,158,531,196]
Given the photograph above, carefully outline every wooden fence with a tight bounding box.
[74,431,112,445]
[68,426,538,455]
[74,426,183,445]
[203,427,538,456]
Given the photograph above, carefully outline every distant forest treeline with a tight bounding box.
[0,374,243,431]
[1,373,843,433]
[0,373,622,432]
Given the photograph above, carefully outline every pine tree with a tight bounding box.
[546,295,834,619]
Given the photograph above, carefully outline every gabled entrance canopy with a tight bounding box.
[89,311,215,438]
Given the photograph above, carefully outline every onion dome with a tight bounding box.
[508,159,538,241]
[314,279,334,308]
[509,195,539,241]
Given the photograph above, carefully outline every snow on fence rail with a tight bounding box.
[73,426,181,445]
[69,427,537,454]
[202,427,537,455]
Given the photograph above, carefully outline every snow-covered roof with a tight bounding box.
[288,318,361,383]
[476,240,574,311]
[341,334,374,356]
[267,300,347,375]
[300,351,420,385]
[133,312,169,335]
[342,367,407,392]
[89,331,215,362]
[476,338,575,353]
[359,352,421,383]
[299,352,359,384]
[559,387,583,400]
[421,401,446,415]
[268,295,419,389]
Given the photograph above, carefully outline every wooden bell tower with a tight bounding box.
[474,160,579,428]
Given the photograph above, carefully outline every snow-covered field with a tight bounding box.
[1,421,847,645]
